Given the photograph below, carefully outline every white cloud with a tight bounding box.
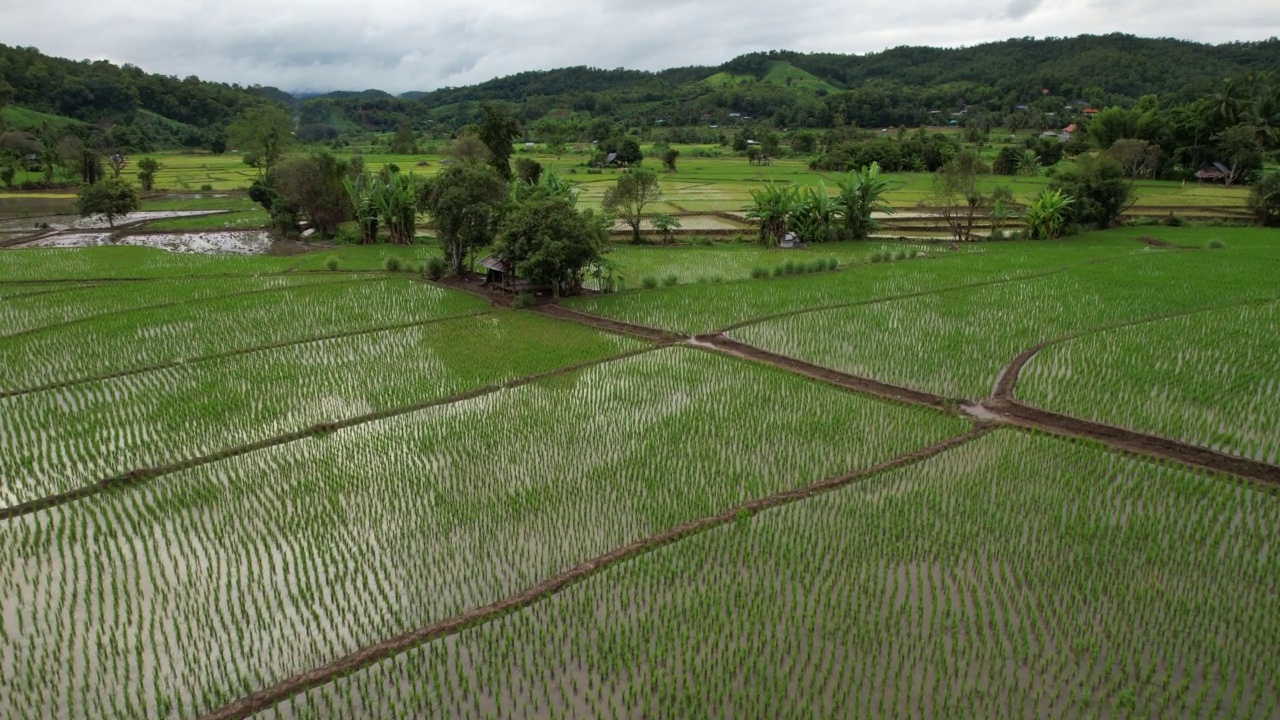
[2,0,1277,93]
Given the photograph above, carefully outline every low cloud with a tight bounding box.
[2,0,1277,93]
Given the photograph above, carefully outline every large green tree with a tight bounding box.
[478,101,521,180]
[602,169,662,244]
[228,105,294,176]
[272,152,351,238]
[1049,154,1134,228]
[493,187,607,297]
[418,163,508,274]
[75,177,140,227]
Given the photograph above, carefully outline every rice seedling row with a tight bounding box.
[731,249,1279,401]
[0,274,353,337]
[0,246,305,282]
[1019,301,1280,464]
[265,431,1280,720]
[0,348,967,719]
[0,312,641,507]
[567,237,1148,335]
[0,278,489,390]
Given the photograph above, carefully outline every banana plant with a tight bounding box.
[744,182,799,247]
[342,174,380,244]
[1025,188,1073,240]
[372,171,418,244]
[834,162,893,240]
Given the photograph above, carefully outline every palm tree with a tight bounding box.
[834,162,894,240]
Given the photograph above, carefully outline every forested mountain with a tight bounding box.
[0,44,280,149]
[2,33,1278,149]
[296,34,1280,135]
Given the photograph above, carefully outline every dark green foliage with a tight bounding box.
[135,157,162,191]
[388,120,419,154]
[74,177,139,227]
[478,101,521,180]
[1248,172,1280,227]
[425,255,447,280]
[511,292,535,309]
[1049,154,1135,228]
[325,257,340,271]
[383,256,403,272]
[272,151,351,237]
[992,146,1022,175]
[641,276,658,289]
[515,157,543,185]
[493,186,608,296]
[417,163,508,274]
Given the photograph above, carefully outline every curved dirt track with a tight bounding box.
[197,426,992,720]
[0,346,657,522]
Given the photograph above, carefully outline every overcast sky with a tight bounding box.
[3,0,1278,94]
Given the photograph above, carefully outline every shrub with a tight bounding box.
[641,275,658,289]
[325,257,339,271]
[826,258,839,270]
[425,256,447,280]
[200,184,214,192]
[661,274,678,287]
[783,260,797,274]
[512,291,535,309]
[807,259,826,273]
[383,256,403,272]
[870,252,885,263]
[892,250,906,261]
[772,266,785,277]
[1161,213,1185,227]
[750,266,769,279]
[1208,239,1225,250]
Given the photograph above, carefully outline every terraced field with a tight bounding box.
[0,227,1276,720]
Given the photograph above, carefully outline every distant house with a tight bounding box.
[1083,108,1100,116]
[480,255,511,286]
[1063,123,1079,134]
[1195,162,1232,182]
[778,232,803,249]
[525,142,535,149]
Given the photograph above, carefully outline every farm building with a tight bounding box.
[1195,162,1231,182]
[480,255,512,286]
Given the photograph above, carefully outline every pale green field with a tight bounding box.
[6,143,1248,216]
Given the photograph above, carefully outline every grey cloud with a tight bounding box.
[1005,0,1044,20]
[1,0,1277,94]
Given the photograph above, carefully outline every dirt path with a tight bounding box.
[980,398,1280,486]
[992,296,1279,399]
[196,426,991,720]
[535,304,686,344]
[691,334,958,410]
[0,310,493,400]
[0,346,658,522]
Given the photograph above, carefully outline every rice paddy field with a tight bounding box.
[0,223,1277,720]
